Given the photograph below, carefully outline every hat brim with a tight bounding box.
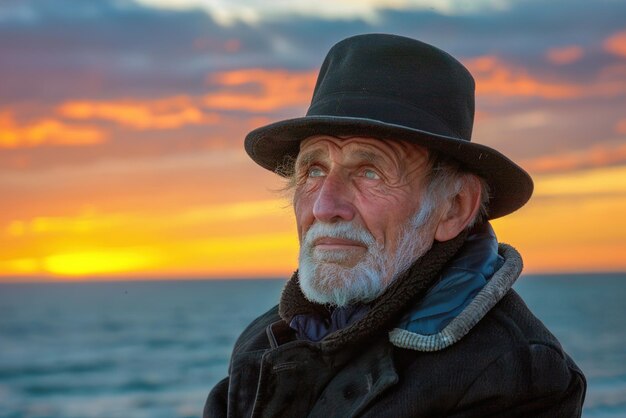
[245,115,533,219]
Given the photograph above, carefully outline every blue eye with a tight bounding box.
[308,167,325,177]
[363,169,380,180]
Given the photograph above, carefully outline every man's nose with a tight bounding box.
[312,173,356,223]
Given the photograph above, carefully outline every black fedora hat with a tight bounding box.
[244,33,533,219]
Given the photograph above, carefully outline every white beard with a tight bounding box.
[298,208,436,307]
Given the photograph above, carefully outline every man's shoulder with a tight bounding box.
[390,289,585,414]
[232,304,281,355]
[394,288,578,377]
[464,289,584,382]
[452,290,586,414]
[484,289,563,352]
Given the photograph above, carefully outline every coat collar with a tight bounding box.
[393,222,502,336]
[389,243,523,352]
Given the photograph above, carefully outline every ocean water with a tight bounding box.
[0,274,624,418]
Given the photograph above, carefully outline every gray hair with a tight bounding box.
[423,151,490,229]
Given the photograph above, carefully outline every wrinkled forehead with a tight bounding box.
[297,135,430,166]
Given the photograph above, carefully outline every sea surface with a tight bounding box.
[0,274,624,418]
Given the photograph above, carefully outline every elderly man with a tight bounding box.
[204,34,586,417]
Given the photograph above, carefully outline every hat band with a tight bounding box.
[306,94,469,141]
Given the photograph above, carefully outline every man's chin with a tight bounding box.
[299,271,383,307]
[299,276,358,307]
[311,260,362,272]
[310,250,364,268]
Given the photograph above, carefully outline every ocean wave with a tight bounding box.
[0,360,116,379]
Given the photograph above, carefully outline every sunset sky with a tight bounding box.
[1,0,625,281]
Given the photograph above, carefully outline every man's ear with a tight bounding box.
[434,175,482,241]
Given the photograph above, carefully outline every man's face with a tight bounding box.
[293,135,437,305]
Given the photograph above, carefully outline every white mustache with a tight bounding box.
[302,222,377,249]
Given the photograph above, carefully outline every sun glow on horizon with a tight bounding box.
[1,163,625,281]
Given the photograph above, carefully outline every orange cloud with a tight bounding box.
[4,211,125,238]
[599,63,626,78]
[59,96,219,130]
[3,199,288,240]
[465,55,626,100]
[532,165,626,198]
[204,69,317,112]
[465,56,581,99]
[0,111,106,148]
[616,118,626,134]
[546,45,584,65]
[604,30,626,57]
[521,142,626,174]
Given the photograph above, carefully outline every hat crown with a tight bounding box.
[307,34,476,141]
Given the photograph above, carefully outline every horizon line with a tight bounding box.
[1,270,625,284]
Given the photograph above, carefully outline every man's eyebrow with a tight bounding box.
[295,148,326,169]
[295,148,391,171]
[353,150,384,164]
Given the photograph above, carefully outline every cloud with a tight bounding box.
[50,69,315,135]
[532,164,626,198]
[545,45,584,65]
[3,0,626,105]
[616,118,626,134]
[0,111,106,148]
[204,69,317,112]
[0,0,261,102]
[178,199,288,223]
[498,111,549,130]
[58,96,219,130]
[5,211,125,237]
[604,30,626,57]
[465,55,626,100]
[466,56,581,99]
[521,141,626,174]
[4,199,285,237]
[133,0,512,25]
[193,37,242,53]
